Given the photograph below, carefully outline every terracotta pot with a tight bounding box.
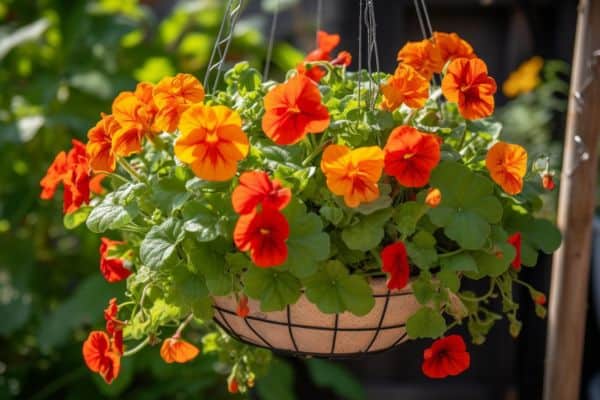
[212,278,419,357]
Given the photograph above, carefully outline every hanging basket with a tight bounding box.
[212,279,419,358]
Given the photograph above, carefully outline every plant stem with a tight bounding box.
[123,336,150,357]
[438,248,464,258]
[118,158,146,183]
[302,138,332,167]
[458,279,496,302]
[174,313,195,338]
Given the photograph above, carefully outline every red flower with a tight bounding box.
[422,335,470,379]
[236,295,250,318]
[298,31,348,82]
[104,298,124,354]
[40,139,104,214]
[535,293,547,305]
[383,126,441,187]
[100,238,131,283]
[234,208,290,267]
[542,174,555,191]
[228,376,239,394]
[507,232,522,271]
[82,331,121,384]
[332,51,352,66]
[381,242,410,290]
[231,171,292,215]
[262,73,330,145]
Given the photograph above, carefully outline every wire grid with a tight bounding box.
[213,290,414,359]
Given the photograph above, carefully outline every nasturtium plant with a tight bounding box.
[40,28,561,389]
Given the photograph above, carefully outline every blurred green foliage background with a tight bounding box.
[0,1,319,398]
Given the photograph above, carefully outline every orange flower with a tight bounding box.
[381,242,410,290]
[87,113,120,173]
[236,295,250,318]
[381,64,430,111]
[82,331,121,384]
[100,238,131,283]
[262,73,330,145]
[433,32,475,66]
[306,31,340,61]
[320,144,384,208]
[332,51,352,67]
[383,126,441,187]
[160,337,200,364]
[175,104,249,181]
[111,82,158,157]
[231,171,292,215]
[152,73,205,132]
[40,151,67,200]
[485,142,527,195]
[397,39,444,80]
[234,208,290,267]
[40,140,104,214]
[441,57,497,120]
[425,188,442,207]
[104,298,124,354]
[228,376,239,394]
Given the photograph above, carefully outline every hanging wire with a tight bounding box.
[412,0,440,88]
[357,0,364,115]
[419,0,434,37]
[263,0,280,81]
[204,0,245,93]
[364,0,380,110]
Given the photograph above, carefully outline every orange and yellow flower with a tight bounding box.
[111,82,158,157]
[381,64,430,111]
[82,331,121,384]
[320,144,384,208]
[262,73,330,145]
[175,104,249,181]
[233,208,290,267]
[160,337,200,364]
[152,73,205,132]
[485,141,528,195]
[425,188,442,207]
[441,57,497,120]
[232,171,292,215]
[87,113,121,173]
[397,39,444,80]
[383,126,441,187]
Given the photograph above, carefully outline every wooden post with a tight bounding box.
[543,1,600,399]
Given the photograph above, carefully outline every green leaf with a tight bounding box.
[186,241,232,295]
[165,266,212,319]
[354,184,393,215]
[86,199,136,233]
[303,261,374,316]
[281,200,330,278]
[181,200,220,242]
[256,358,296,400]
[151,175,190,215]
[63,206,91,229]
[443,210,490,250]
[320,205,344,226]
[405,242,438,270]
[412,274,435,305]
[305,359,366,400]
[140,218,185,269]
[471,244,515,278]
[438,268,460,292]
[394,201,428,237]
[440,253,478,272]
[243,267,302,312]
[406,307,447,339]
[341,208,392,251]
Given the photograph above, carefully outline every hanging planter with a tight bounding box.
[213,279,419,357]
[39,1,563,394]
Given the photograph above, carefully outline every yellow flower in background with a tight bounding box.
[502,56,544,98]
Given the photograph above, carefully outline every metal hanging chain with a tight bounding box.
[204,0,246,93]
[412,0,441,88]
[263,0,280,81]
[364,0,380,110]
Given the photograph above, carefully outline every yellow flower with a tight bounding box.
[502,56,544,98]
